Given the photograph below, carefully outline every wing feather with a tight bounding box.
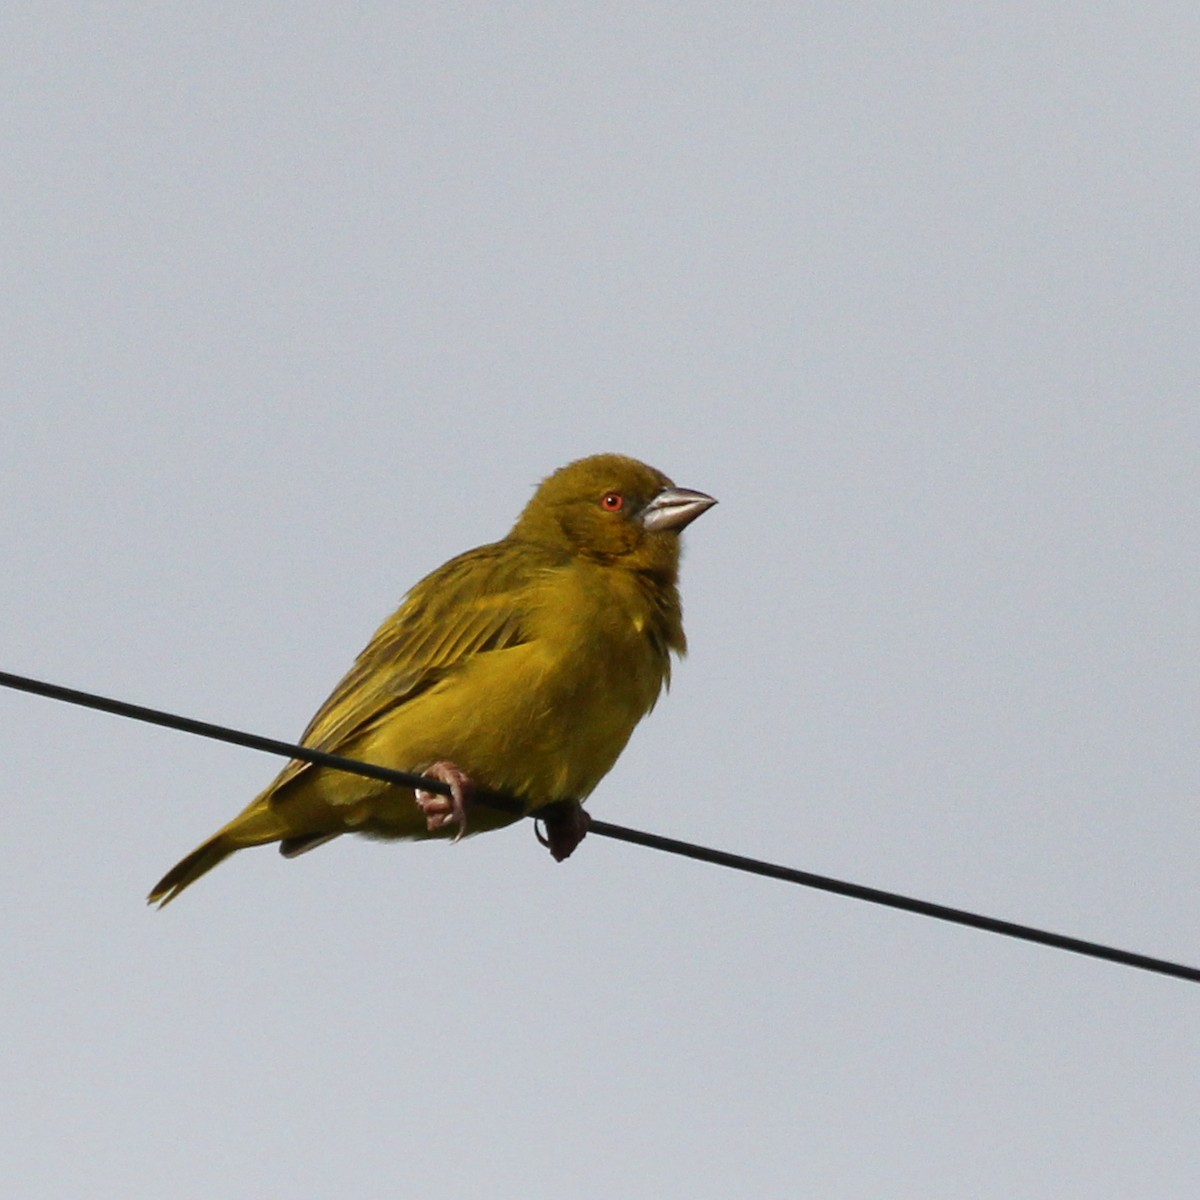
[267,539,554,795]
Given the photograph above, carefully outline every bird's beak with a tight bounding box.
[639,487,718,533]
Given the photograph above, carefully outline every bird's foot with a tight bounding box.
[535,799,591,862]
[415,761,474,841]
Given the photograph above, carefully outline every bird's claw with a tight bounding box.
[535,799,591,861]
[415,760,474,841]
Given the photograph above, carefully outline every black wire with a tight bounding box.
[0,671,524,815]
[588,821,1200,982]
[0,670,451,792]
[3,667,1197,984]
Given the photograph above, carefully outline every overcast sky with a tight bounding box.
[3,5,1199,1198]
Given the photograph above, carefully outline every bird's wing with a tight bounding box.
[269,540,552,793]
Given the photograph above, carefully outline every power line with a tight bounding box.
[2,667,1196,985]
[0,670,519,813]
[587,821,1200,981]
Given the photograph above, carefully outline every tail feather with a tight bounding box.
[147,834,239,908]
[278,832,342,858]
[148,803,291,907]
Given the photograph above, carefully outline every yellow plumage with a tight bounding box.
[149,453,715,905]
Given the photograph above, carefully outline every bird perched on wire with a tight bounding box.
[148,453,716,906]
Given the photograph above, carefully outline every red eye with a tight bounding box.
[600,491,625,512]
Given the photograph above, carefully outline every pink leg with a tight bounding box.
[415,761,474,841]
[535,799,592,862]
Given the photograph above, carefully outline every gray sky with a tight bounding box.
[3,5,1199,1197]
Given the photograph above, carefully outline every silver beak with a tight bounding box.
[639,486,718,533]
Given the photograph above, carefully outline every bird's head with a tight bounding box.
[511,453,716,574]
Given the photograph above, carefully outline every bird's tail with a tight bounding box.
[148,804,288,908]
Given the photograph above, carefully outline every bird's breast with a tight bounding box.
[361,561,680,811]
[515,563,676,791]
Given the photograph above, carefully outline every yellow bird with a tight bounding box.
[149,453,716,906]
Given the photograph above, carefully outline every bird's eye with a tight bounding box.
[600,492,625,512]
